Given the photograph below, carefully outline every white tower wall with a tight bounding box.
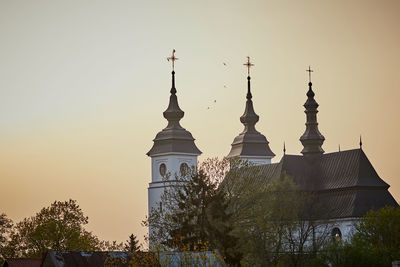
[148,153,198,216]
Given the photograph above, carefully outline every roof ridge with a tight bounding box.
[323,148,361,156]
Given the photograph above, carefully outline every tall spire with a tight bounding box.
[359,135,363,149]
[227,57,275,164]
[163,49,184,129]
[300,66,325,161]
[147,49,201,157]
[283,142,286,155]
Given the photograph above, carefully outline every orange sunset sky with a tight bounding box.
[0,0,399,245]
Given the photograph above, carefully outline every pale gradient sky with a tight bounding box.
[0,0,399,245]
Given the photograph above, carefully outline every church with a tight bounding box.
[146,50,398,241]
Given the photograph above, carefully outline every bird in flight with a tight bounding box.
[223,62,227,66]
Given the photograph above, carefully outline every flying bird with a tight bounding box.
[223,62,227,66]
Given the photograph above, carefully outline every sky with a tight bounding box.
[0,0,399,245]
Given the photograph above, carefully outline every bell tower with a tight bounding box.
[147,50,201,240]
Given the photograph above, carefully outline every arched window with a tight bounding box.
[331,227,342,241]
[159,163,166,177]
[180,163,189,177]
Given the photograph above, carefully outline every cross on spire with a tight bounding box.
[306,66,313,83]
[167,49,178,71]
[244,56,254,76]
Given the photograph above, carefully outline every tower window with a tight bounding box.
[159,163,166,177]
[180,163,189,177]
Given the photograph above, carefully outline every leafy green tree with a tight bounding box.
[353,206,400,254]
[223,163,331,267]
[6,199,106,257]
[317,206,400,267]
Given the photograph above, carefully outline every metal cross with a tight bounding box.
[167,49,178,71]
[244,56,254,76]
[306,66,313,83]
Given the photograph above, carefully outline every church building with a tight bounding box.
[147,50,398,241]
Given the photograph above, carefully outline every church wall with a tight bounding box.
[327,217,359,241]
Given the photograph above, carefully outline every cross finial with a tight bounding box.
[306,65,313,83]
[167,49,178,71]
[244,56,254,76]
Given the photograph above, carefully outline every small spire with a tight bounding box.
[240,56,259,133]
[283,142,286,155]
[163,49,184,129]
[300,66,325,161]
[359,135,363,149]
[339,144,341,152]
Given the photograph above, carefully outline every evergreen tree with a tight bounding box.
[148,160,242,266]
[125,234,140,253]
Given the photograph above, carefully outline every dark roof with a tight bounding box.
[3,259,42,267]
[279,149,391,191]
[147,127,202,156]
[228,131,275,158]
[223,149,398,219]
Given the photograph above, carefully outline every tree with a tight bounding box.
[6,199,106,258]
[0,213,13,265]
[125,234,140,253]
[222,163,331,266]
[148,159,241,266]
[316,206,400,267]
[353,206,400,253]
[149,157,333,266]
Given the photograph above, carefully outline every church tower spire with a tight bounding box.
[300,66,325,161]
[147,49,201,157]
[227,57,275,165]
